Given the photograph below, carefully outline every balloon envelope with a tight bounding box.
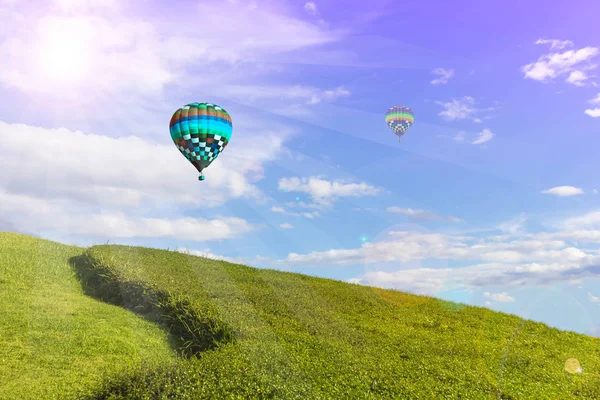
[169,102,232,180]
[385,106,414,140]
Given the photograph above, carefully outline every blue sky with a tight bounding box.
[1,0,600,337]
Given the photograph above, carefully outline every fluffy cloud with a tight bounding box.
[0,190,257,241]
[386,207,462,223]
[585,93,600,118]
[1,13,171,96]
[484,291,516,303]
[271,206,320,219]
[279,223,294,229]
[272,219,600,294]
[521,41,598,86]
[436,96,494,123]
[535,38,574,50]
[351,255,600,295]
[304,1,318,16]
[0,121,288,209]
[309,86,350,104]
[472,128,494,145]
[0,118,293,243]
[0,0,345,108]
[565,70,590,87]
[431,68,454,85]
[589,292,600,303]
[437,96,477,121]
[278,232,468,267]
[278,176,381,206]
[560,210,600,230]
[541,186,584,197]
[0,0,349,143]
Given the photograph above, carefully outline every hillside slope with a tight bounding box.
[1,232,599,399]
[0,233,178,400]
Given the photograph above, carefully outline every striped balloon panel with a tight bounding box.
[385,106,414,135]
[169,103,232,171]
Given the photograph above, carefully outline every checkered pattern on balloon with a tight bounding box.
[385,106,414,141]
[169,103,232,181]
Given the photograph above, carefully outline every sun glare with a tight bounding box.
[36,17,94,85]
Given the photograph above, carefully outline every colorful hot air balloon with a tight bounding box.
[169,102,232,181]
[385,106,414,142]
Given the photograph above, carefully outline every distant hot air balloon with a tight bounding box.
[169,102,232,181]
[385,106,414,142]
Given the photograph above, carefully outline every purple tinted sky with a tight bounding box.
[0,0,599,337]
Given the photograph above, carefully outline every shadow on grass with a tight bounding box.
[69,253,235,358]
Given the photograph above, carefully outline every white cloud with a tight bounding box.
[0,121,290,209]
[272,220,600,294]
[0,0,344,99]
[386,207,462,223]
[553,230,600,242]
[278,232,468,267]
[535,38,574,50]
[278,176,381,205]
[541,186,584,197]
[484,291,516,303]
[279,223,294,229]
[348,254,600,295]
[437,96,476,121]
[588,93,600,105]
[284,201,324,210]
[0,190,257,241]
[270,206,319,219]
[436,96,493,123]
[484,301,492,306]
[589,292,600,303]
[310,86,350,104]
[387,207,435,218]
[585,93,600,117]
[472,128,494,145]
[565,70,590,86]
[0,0,350,144]
[304,1,318,16]
[1,14,171,96]
[521,44,599,84]
[431,68,454,85]
[283,247,364,266]
[561,210,600,230]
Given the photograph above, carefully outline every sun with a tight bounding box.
[36,16,95,85]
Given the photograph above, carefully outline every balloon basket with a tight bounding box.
[199,174,205,181]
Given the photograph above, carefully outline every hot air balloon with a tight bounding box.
[169,102,232,181]
[385,106,414,142]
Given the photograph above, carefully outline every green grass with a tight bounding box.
[1,232,599,399]
[0,233,178,400]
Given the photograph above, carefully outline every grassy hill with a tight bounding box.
[0,232,598,399]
